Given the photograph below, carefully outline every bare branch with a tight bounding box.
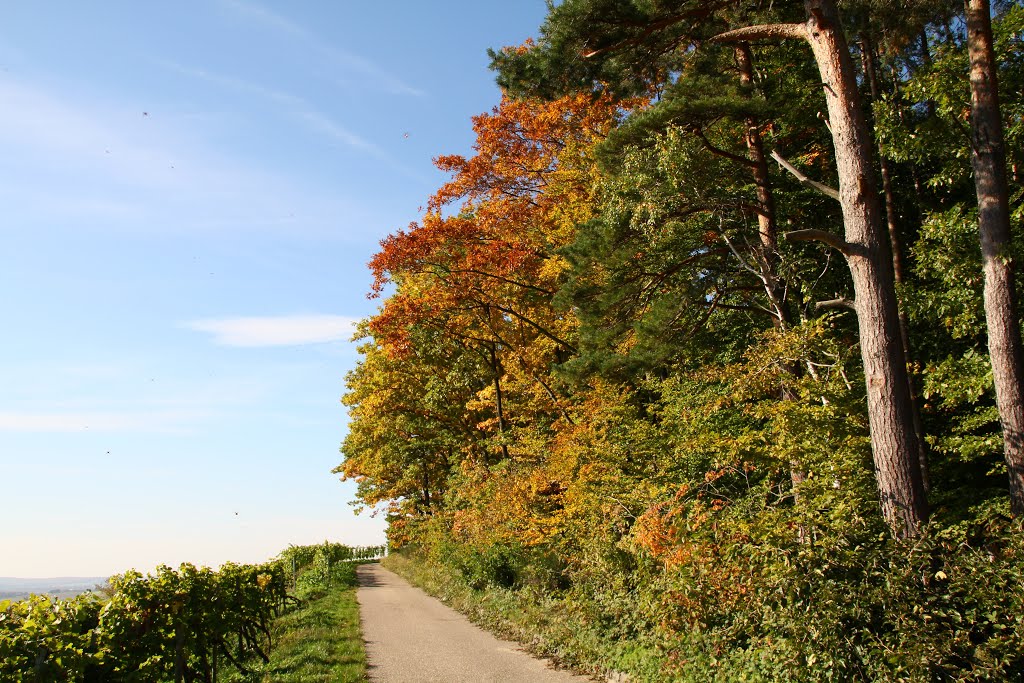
[711,23,807,44]
[722,234,769,286]
[770,150,840,201]
[422,262,556,296]
[785,229,854,255]
[692,127,758,167]
[489,302,578,353]
[815,297,856,312]
[817,111,833,135]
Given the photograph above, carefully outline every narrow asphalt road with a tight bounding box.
[356,563,593,683]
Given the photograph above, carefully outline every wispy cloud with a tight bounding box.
[0,75,380,238]
[220,0,308,39]
[158,61,381,153]
[296,110,379,153]
[155,60,303,107]
[153,60,424,180]
[220,0,425,97]
[185,314,358,347]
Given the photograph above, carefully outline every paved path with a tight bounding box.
[356,563,593,682]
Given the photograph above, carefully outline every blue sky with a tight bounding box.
[0,1,548,577]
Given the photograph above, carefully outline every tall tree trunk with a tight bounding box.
[964,0,1024,514]
[735,42,806,497]
[735,43,789,326]
[715,4,928,533]
[803,0,928,536]
[861,30,930,494]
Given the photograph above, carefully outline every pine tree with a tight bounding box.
[493,0,928,536]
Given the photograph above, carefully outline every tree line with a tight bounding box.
[339,1,1023,678]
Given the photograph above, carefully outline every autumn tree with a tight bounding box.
[493,0,929,537]
[337,324,487,515]
[366,94,622,460]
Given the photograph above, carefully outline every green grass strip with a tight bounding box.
[225,582,367,683]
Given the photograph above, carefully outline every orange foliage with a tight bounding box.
[367,93,622,360]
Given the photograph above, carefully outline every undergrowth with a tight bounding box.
[381,553,661,681]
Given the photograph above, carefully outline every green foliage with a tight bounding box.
[280,541,385,576]
[294,545,364,598]
[342,1,1024,680]
[394,502,1024,682]
[886,3,1024,512]
[0,594,102,682]
[442,541,527,591]
[876,4,1024,198]
[0,543,382,682]
[336,330,485,517]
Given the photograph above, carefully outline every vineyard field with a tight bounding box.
[0,542,385,682]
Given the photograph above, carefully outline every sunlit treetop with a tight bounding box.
[366,92,626,358]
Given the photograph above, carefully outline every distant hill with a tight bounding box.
[0,576,108,601]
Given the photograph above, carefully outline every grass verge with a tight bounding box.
[224,571,368,682]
